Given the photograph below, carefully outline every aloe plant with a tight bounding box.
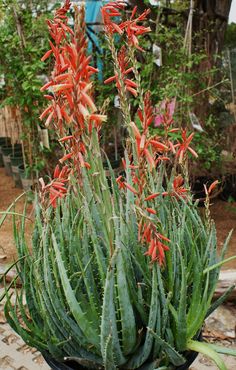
[1,1,236,370]
[2,152,234,370]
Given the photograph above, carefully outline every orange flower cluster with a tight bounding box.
[39,2,106,206]
[139,222,170,266]
[176,129,198,164]
[130,92,169,169]
[101,2,151,51]
[39,165,70,208]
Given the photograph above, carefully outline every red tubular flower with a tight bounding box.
[124,9,151,51]
[101,2,151,50]
[59,152,73,163]
[40,164,70,208]
[172,175,188,198]
[146,208,157,215]
[116,175,126,190]
[59,135,73,142]
[206,180,219,196]
[124,182,139,195]
[162,175,189,199]
[40,106,53,121]
[41,49,53,62]
[137,92,154,132]
[176,129,198,163]
[141,222,170,265]
[101,2,126,35]
[40,81,54,92]
[130,93,169,169]
[145,193,160,201]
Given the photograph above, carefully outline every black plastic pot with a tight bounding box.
[10,153,23,188]
[0,137,11,167]
[43,356,87,370]
[191,176,218,206]
[176,350,199,370]
[2,144,22,176]
[220,174,236,201]
[44,348,199,370]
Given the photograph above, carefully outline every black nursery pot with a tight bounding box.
[2,144,22,176]
[43,355,87,370]
[191,176,214,205]
[43,330,203,370]
[0,137,11,167]
[176,349,199,370]
[44,348,199,370]
[10,153,23,188]
[220,173,236,201]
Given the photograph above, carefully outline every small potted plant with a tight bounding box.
[2,2,236,370]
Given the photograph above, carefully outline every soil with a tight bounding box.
[210,200,236,269]
[0,167,235,268]
[0,168,33,264]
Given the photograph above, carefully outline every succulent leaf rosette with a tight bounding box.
[2,2,235,370]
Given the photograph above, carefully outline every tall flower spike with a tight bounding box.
[40,2,107,200]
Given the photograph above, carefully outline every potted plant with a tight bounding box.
[2,2,236,370]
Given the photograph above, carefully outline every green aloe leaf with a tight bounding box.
[116,249,137,355]
[187,340,227,370]
[206,285,235,318]
[148,328,185,367]
[206,343,236,357]
[124,266,158,369]
[101,250,127,367]
[175,245,187,351]
[52,233,100,350]
[0,192,26,227]
[103,334,117,370]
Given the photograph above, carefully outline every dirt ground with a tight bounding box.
[210,200,236,269]
[0,167,236,267]
[0,168,33,264]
